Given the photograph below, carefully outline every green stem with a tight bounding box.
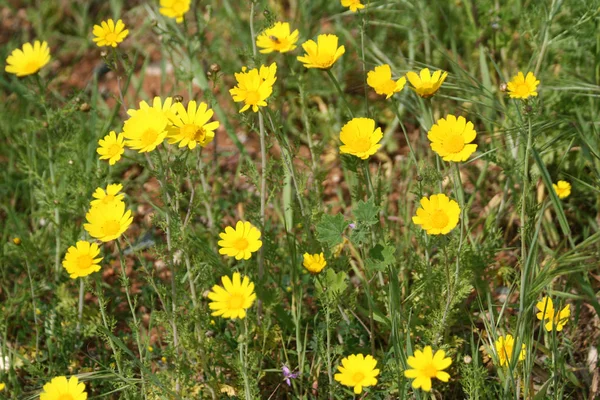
[519,116,533,313]
[325,305,334,400]
[77,278,84,332]
[240,319,252,400]
[326,69,354,118]
[95,274,124,376]
[391,97,419,172]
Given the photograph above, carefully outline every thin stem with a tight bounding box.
[95,275,124,376]
[391,97,419,171]
[241,319,252,400]
[77,278,84,332]
[519,116,533,313]
[325,305,334,400]
[325,69,354,118]
[25,259,40,354]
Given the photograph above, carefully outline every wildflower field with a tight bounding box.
[2,0,600,398]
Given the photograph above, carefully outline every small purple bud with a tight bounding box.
[348,223,356,229]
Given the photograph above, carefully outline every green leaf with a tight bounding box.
[354,197,379,225]
[365,243,396,271]
[316,213,347,248]
[315,268,348,299]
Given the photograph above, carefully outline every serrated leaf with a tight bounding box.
[316,213,346,248]
[365,243,396,271]
[315,268,348,298]
[354,197,379,225]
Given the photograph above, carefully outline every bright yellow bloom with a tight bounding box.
[127,96,178,122]
[552,180,571,199]
[123,107,169,153]
[5,40,51,77]
[229,63,277,113]
[334,354,379,394]
[208,272,256,319]
[62,241,103,279]
[97,131,125,165]
[406,68,448,98]
[167,100,219,149]
[297,34,345,69]
[366,64,406,99]
[495,334,525,367]
[256,22,299,54]
[536,297,570,332]
[40,376,87,400]
[404,346,452,392]
[507,71,539,99]
[339,118,382,159]
[428,115,477,162]
[341,0,365,12]
[303,253,327,274]
[90,183,124,207]
[0,383,5,391]
[92,19,129,47]
[159,0,190,23]
[218,221,262,260]
[84,201,133,242]
[412,194,460,235]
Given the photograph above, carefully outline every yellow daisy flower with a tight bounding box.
[404,346,452,392]
[122,107,170,153]
[536,296,570,332]
[229,63,277,113]
[495,334,525,367]
[339,117,383,160]
[341,0,365,12]
[218,221,262,260]
[159,0,190,23]
[127,96,178,121]
[406,68,448,98]
[297,34,345,69]
[5,40,51,77]
[97,131,125,165]
[507,71,539,100]
[303,252,327,274]
[0,383,5,391]
[40,376,87,400]
[92,19,129,48]
[256,22,299,54]
[62,241,103,279]
[167,100,220,149]
[552,180,571,199]
[334,354,379,394]
[84,201,133,242]
[427,114,478,162]
[366,64,406,99]
[90,183,124,207]
[412,194,460,235]
[208,272,256,320]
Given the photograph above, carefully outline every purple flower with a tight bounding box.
[348,223,356,229]
[282,365,299,386]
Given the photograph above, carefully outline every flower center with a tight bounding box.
[245,90,260,105]
[108,144,122,156]
[352,372,365,383]
[353,137,372,153]
[516,83,531,97]
[430,210,449,229]
[379,80,397,95]
[422,363,438,378]
[57,395,74,400]
[101,194,115,205]
[316,55,335,68]
[105,32,118,43]
[24,61,40,74]
[228,293,245,309]
[181,124,206,142]
[102,219,121,237]
[173,0,187,13]
[445,134,465,153]
[234,238,249,251]
[77,254,93,270]
[141,128,159,148]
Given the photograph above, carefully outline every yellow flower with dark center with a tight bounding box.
[159,0,190,23]
[334,354,379,394]
[40,376,87,400]
[406,68,448,98]
[5,40,51,77]
[341,0,365,12]
[92,19,129,47]
[507,71,539,99]
[208,272,256,320]
[97,131,125,165]
[90,183,124,207]
[552,180,571,199]
[123,107,169,153]
[218,221,262,260]
[412,194,460,235]
[339,118,383,159]
[62,241,103,279]
[536,296,570,332]
[303,253,327,274]
[367,64,406,99]
[428,115,477,162]
[256,22,299,54]
[84,201,133,242]
[297,34,345,69]
[167,100,219,149]
[229,63,277,113]
[495,334,525,367]
[404,346,452,392]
